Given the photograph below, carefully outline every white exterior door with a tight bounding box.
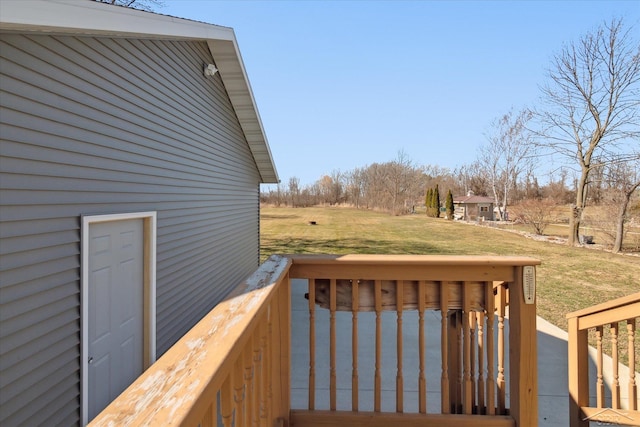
[87,218,144,421]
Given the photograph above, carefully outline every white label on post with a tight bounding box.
[523,266,536,304]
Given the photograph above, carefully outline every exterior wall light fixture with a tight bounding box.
[204,64,218,77]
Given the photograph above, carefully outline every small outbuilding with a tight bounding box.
[0,1,278,425]
[453,193,495,221]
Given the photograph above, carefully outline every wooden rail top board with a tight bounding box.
[305,279,497,312]
[288,254,540,283]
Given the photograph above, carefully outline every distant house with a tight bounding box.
[0,1,278,425]
[453,193,495,221]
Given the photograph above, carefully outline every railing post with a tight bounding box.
[509,266,538,427]
[271,273,291,426]
[567,316,589,427]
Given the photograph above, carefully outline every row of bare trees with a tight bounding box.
[261,156,582,214]
[263,152,450,216]
[262,154,638,251]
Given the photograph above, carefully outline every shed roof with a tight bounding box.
[453,195,495,204]
[0,0,279,183]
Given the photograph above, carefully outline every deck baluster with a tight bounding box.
[486,283,496,415]
[629,320,638,410]
[259,322,268,427]
[352,279,359,412]
[244,346,254,427]
[463,285,472,414]
[497,284,506,415]
[440,281,450,414]
[447,309,462,414]
[596,326,605,408]
[470,311,477,413]
[418,280,427,414]
[375,280,382,412]
[455,310,463,413]
[221,375,233,427]
[477,311,485,414]
[266,304,273,424]
[329,279,337,411]
[611,322,620,409]
[201,402,217,427]
[252,329,262,426]
[396,280,404,413]
[234,358,245,427]
[308,279,316,410]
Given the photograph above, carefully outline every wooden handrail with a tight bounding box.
[89,255,292,427]
[289,254,539,282]
[567,292,640,427]
[88,254,541,427]
[567,292,640,320]
[288,254,540,266]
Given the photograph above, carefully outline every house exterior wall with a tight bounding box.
[0,33,262,426]
[453,202,495,221]
[476,203,494,221]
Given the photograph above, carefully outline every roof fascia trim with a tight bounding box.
[0,0,234,40]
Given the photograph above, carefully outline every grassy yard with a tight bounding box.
[260,206,640,338]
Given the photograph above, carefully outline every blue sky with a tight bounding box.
[162,0,640,186]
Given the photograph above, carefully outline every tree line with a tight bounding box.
[261,150,638,251]
[260,154,579,215]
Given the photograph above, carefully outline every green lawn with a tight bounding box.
[260,206,640,333]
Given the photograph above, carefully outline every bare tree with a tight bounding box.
[362,163,387,210]
[605,160,640,252]
[317,175,333,205]
[385,150,419,215]
[315,171,344,206]
[519,168,543,201]
[94,0,164,11]
[345,167,366,209]
[480,108,535,221]
[423,165,456,199]
[511,198,557,235]
[455,163,490,197]
[329,170,345,205]
[288,176,300,208]
[535,18,640,245]
[542,169,575,204]
[261,183,285,207]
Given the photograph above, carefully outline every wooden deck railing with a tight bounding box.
[89,254,540,427]
[288,255,539,427]
[567,292,640,427]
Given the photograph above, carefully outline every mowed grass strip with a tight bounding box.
[261,206,640,364]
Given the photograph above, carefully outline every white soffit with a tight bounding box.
[0,0,279,183]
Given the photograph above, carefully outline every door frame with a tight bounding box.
[80,211,157,425]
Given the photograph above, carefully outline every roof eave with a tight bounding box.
[207,38,279,184]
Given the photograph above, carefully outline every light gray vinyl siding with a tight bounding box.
[0,33,262,426]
